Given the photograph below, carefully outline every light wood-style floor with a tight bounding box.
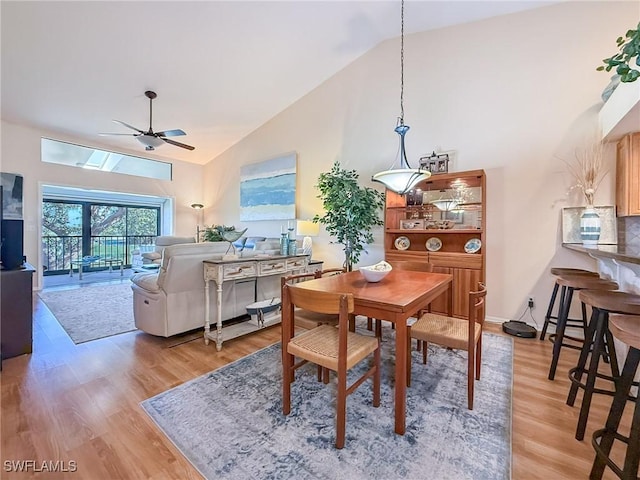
[1,287,634,479]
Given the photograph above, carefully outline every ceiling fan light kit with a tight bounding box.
[100,90,195,151]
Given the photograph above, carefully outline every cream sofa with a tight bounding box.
[130,240,288,337]
[131,235,195,267]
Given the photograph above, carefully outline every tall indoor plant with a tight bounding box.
[314,162,385,271]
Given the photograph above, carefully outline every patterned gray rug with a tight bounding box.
[141,326,513,480]
[39,283,136,344]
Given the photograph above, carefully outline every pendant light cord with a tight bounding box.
[399,0,405,126]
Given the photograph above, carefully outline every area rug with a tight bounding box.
[39,283,136,344]
[141,327,513,480]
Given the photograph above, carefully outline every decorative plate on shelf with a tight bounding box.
[394,236,411,251]
[425,237,442,252]
[464,238,482,254]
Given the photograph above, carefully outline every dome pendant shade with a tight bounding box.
[136,134,164,150]
[372,123,430,195]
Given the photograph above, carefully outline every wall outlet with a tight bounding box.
[528,296,535,309]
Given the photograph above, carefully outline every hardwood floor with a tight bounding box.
[1,293,633,479]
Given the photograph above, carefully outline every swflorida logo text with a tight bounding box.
[4,460,77,473]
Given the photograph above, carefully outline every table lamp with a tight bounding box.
[296,220,319,258]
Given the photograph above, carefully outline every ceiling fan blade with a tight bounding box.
[162,137,195,151]
[112,119,145,134]
[98,132,140,136]
[156,129,186,137]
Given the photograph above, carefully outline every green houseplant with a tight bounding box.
[597,21,640,83]
[313,161,385,271]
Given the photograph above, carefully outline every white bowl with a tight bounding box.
[360,262,392,283]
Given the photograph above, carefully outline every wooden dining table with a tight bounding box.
[288,269,453,435]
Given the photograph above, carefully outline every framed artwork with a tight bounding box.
[1,172,23,220]
[419,152,449,174]
[240,153,296,221]
[561,206,617,244]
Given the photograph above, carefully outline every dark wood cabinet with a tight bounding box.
[1,263,35,361]
[383,170,486,319]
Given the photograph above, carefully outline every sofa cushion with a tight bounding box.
[142,251,162,261]
[244,236,266,250]
[155,236,195,248]
[130,272,161,292]
[233,237,247,251]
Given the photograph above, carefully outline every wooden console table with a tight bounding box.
[203,255,309,350]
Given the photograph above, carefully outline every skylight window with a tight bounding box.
[41,138,172,180]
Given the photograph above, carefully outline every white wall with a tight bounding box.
[202,2,635,324]
[1,121,204,289]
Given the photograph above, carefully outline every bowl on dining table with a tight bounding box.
[359,261,393,283]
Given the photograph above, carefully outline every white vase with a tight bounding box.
[580,206,601,247]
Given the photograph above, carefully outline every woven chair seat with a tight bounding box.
[288,325,378,371]
[293,308,339,330]
[411,312,481,351]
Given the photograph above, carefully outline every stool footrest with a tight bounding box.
[567,366,617,398]
[548,333,585,350]
[591,427,627,479]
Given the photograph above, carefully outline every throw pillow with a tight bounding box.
[142,251,162,260]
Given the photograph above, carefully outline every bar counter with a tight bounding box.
[563,243,640,266]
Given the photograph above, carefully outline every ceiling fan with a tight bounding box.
[100,90,195,151]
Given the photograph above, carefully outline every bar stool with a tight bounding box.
[567,290,640,441]
[547,275,618,381]
[540,267,599,341]
[590,313,640,480]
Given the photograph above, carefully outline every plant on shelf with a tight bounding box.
[314,161,385,271]
[563,139,607,207]
[597,21,640,83]
[202,225,247,254]
[202,224,236,242]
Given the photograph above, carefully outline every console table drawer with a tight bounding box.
[258,259,287,276]
[223,263,257,280]
[286,258,307,271]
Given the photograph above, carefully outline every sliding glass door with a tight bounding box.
[42,200,160,274]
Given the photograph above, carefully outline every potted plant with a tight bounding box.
[314,161,385,271]
[597,21,640,83]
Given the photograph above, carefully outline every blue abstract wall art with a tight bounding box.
[240,153,296,221]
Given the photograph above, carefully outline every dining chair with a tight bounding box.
[407,282,487,410]
[281,271,340,331]
[281,283,381,449]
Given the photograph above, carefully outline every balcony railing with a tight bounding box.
[42,235,156,274]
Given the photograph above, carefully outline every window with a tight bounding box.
[42,200,160,274]
[41,137,172,181]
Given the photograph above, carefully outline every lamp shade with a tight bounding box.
[296,220,319,257]
[296,220,319,237]
[431,199,459,211]
[372,169,429,195]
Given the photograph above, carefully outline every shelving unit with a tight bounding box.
[383,169,486,318]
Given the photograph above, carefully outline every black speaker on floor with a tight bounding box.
[1,219,24,270]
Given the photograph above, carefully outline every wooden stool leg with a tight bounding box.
[568,309,599,406]
[367,317,373,331]
[549,286,572,380]
[590,348,640,480]
[576,312,608,441]
[541,281,560,341]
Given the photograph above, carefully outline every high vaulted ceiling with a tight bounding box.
[2,1,557,165]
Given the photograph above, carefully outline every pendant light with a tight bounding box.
[372,0,430,194]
